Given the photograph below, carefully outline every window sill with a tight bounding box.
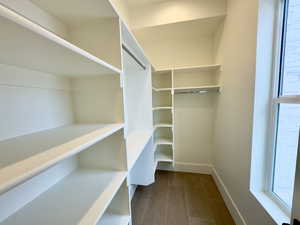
[251,190,290,224]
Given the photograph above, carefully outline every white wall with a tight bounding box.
[135,33,214,70]
[212,0,277,224]
[0,64,73,141]
[128,0,226,29]
[174,93,216,166]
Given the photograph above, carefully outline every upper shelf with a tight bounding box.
[0,123,124,194]
[0,4,121,76]
[173,64,221,72]
[0,168,127,225]
[174,85,221,94]
[152,87,172,92]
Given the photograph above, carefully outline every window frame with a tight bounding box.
[266,0,300,214]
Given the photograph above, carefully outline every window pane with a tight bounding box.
[273,104,300,206]
[281,0,300,96]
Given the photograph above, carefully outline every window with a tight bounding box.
[269,0,300,210]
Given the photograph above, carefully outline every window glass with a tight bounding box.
[280,0,300,96]
[273,104,300,206]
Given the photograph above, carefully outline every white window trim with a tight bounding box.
[266,0,300,215]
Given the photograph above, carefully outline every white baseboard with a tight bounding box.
[211,168,247,225]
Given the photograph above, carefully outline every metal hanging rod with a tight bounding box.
[122,44,146,70]
[175,90,209,95]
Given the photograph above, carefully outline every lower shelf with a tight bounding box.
[154,123,173,130]
[154,138,173,148]
[126,131,153,170]
[97,213,130,225]
[1,169,127,225]
[155,149,173,163]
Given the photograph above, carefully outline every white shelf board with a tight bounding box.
[0,123,124,194]
[154,123,173,130]
[174,85,221,94]
[173,64,221,72]
[152,107,173,111]
[152,87,172,92]
[155,138,173,147]
[1,169,127,225]
[97,213,130,225]
[30,0,118,25]
[126,131,153,171]
[155,149,173,163]
[0,5,121,76]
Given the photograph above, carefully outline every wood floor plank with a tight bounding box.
[200,175,223,202]
[166,186,189,225]
[185,184,215,221]
[132,171,236,225]
[140,171,169,225]
[209,200,236,225]
[131,186,152,225]
[189,217,216,225]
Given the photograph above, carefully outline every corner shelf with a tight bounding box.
[173,64,221,72]
[155,138,173,147]
[0,123,124,194]
[0,169,127,225]
[174,85,221,94]
[152,107,173,111]
[154,123,173,130]
[155,148,173,163]
[152,87,172,92]
[0,5,121,76]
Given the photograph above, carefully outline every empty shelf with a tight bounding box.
[174,85,220,94]
[155,149,173,163]
[174,64,221,72]
[97,213,130,225]
[0,5,121,76]
[155,138,173,147]
[1,169,127,225]
[154,123,173,129]
[152,87,172,92]
[126,131,153,170]
[153,107,173,111]
[0,123,124,194]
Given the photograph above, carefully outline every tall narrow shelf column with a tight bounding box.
[152,70,175,168]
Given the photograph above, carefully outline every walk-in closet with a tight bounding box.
[1,0,300,225]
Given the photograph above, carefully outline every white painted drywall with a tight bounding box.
[128,0,226,29]
[174,93,216,166]
[212,0,277,224]
[0,64,73,141]
[135,33,214,70]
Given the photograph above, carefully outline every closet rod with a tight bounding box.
[122,44,146,70]
[176,90,209,95]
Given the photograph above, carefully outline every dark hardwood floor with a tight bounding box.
[131,170,236,225]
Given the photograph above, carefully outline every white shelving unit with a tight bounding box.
[0,1,154,225]
[0,169,127,225]
[152,70,175,167]
[0,124,124,194]
[152,65,222,171]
